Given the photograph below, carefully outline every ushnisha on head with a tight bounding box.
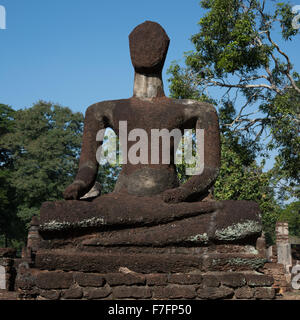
[129,21,170,75]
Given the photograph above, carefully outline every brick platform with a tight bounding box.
[14,202,276,300]
[16,267,275,300]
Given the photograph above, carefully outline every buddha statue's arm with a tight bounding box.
[162,107,221,203]
[63,103,111,200]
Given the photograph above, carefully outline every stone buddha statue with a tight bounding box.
[38,21,262,252]
[63,20,220,203]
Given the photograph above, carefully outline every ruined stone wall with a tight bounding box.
[16,268,275,300]
[263,263,291,294]
[0,248,16,291]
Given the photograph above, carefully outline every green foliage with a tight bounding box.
[214,135,280,245]
[97,162,121,194]
[167,63,204,100]
[278,201,300,237]
[166,0,300,243]
[0,104,23,247]
[168,0,300,202]
[0,101,84,248]
[190,0,270,76]
[0,102,122,249]
[263,84,300,200]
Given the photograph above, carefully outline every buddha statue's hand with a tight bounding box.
[63,182,84,200]
[161,186,190,203]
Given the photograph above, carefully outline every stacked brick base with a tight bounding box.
[16,268,275,300]
[263,263,291,294]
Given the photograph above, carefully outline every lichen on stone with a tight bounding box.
[212,257,266,270]
[186,233,209,244]
[214,220,262,241]
[228,257,267,269]
[40,216,106,232]
[244,245,259,255]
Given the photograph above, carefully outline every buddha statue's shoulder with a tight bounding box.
[88,98,131,110]
[169,98,217,118]
[86,98,131,120]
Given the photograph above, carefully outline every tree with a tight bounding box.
[166,0,300,243]
[1,101,84,231]
[168,0,299,201]
[1,101,122,249]
[0,104,21,247]
[278,201,300,237]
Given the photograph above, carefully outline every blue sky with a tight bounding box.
[0,0,205,112]
[1,0,300,114]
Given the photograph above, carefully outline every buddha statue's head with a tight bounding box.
[129,21,170,75]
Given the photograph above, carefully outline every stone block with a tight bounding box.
[39,290,61,300]
[74,272,105,287]
[168,273,202,285]
[197,286,234,300]
[218,273,246,288]
[105,273,145,286]
[36,271,73,289]
[254,287,275,299]
[113,286,152,299]
[16,271,36,290]
[35,249,204,273]
[63,287,83,299]
[202,274,220,287]
[152,285,196,299]
[246,274,274,287]
[235,286,254,299]
[146,274,168,286]
[85,286,112,300]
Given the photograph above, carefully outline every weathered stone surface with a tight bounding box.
[63,287,83,299]
[113,286,152,299]
[254,287,275,299]
[19,288,40,299]
[34,248,269,275]
[212,202,262,242]
[85,286,112,300]
[197,287,234,300]
[218,273,246,288]
[146,274,168,286]
[39,198,218,235]
[16,271,36,290]
[74,272,105,287]
[35,249,204,273]
[129,21,170,74]
[39,200,261,248]
[153,285,196,299]
[235,286,254,299]
[168,273,202,285]
[105,273,145,286]
[39,290,61,300]
[36,271,73,289]
[202,274,220,287]
[204,253,266,272]
[246,274,274,287]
